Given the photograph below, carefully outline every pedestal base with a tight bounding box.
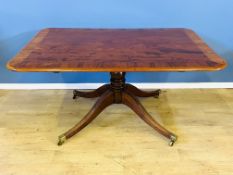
[58,72,177,146]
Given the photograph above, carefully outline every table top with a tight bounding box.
[7,28,227,72]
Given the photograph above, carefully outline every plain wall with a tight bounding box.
[0,0,233,83]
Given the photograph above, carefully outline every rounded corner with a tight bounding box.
[6,62,17,72]
[219,60,228,70]
[212,59,228,71]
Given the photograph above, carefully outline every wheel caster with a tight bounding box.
[73,95,78,100]
[58,134,66,146]
[169,135,177,147]
[73,90,78,99]
[154,89,161,98]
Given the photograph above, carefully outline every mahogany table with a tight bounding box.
[7,28,226,146]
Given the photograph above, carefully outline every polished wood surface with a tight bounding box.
[122,91,176,143]
[58,73,176,146]
[73,84,110,99]
[125,84,160,98]
[7,28,226,72]
[58,90,114,145]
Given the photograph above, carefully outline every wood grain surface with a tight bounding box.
[7,28,227,72]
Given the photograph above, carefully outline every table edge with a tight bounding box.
[6,28,227,73]
[6,63,227,72]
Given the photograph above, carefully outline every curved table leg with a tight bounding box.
[122,92,177,146]
[125,84,161,98]
[58,90,114,145]
[73,84,110,99]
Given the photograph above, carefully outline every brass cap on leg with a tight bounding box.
[169,135,177,147]
[58,134,66,146]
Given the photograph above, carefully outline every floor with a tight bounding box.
[0,89,232,175]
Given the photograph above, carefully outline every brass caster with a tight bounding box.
[73,90,78,100]
[154,90,161,98]
[73,95,78,100]
[169,135,177,147]
[58,134,66,146]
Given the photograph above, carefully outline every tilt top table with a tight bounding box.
[7,28,227,146]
